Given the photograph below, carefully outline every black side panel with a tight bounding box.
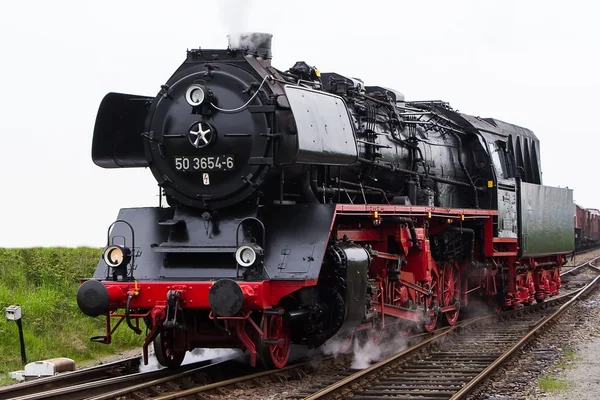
[92,92,153,168]
[338,243,370,334]
[259,204,336,280]
[281,85,358,166]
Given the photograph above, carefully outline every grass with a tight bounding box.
[0,248,141,385]
[562,348,582,362]
[538,375,571,392]
[554,347,582,370]
[537,347,581,393]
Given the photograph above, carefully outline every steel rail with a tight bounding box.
[7,358,216,400]
[88,326,452,400]
[561,246,600,271]
[88,356,337,400]
[0,356,141,399]
[4,321,452,400]
[6,260,595,400]
[449,264,600,399]
[561,259,599,276]
[299,324,474,400]
[301,259,600,400]
[147,327,458,400]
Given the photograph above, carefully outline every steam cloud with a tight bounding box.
[217,0,253,37]
[138,348,243,373]
[216,0,272,55]
[350,338,384,369]
[321,327,410,370]
[320,299,492,369]
[227,32,272,52]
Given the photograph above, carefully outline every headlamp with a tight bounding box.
[185,84,206,106]
[235,243,264,268]
[103,245,132,268]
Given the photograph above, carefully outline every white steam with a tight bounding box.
[216,0,272,55]
[138,348,243,373]
[138,352,162,373]
[321,335,353,357]
[350,338,384,369]
[217,0,253,36]
[227,32,272,52]
[321,328,409,370]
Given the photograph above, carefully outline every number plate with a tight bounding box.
[174,156,235,172]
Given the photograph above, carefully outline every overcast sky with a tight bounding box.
[0,0,598,248]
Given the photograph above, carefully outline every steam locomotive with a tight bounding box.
[77,33,575,369]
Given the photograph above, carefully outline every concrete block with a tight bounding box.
[23,358,76,377]
[9,371,25,381]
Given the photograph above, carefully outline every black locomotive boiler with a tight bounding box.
[77,32,574,369]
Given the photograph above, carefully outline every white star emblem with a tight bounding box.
[188,122,213,148]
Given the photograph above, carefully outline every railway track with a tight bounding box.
[78,330,447,400]
[0,355,232,400]
[75,263,600,400]
[292,259,600,400]
[0,356,142,400]
[561,246,600,272]
[2,328,448,400]
[4,259,596,400]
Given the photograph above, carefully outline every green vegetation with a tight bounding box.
[562,348,582,362]
[553,347,582,371]
[0,248,140,384]
[538,348,581,393]
[538,375,571,392]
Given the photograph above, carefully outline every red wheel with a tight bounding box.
[422,276,439,332]
[388,281,409,307]
[356,324,385,348]
[399,323,413,336]
[423,304,438,332]
[154,331,185,368]
[367,328,385,344]
[322,334,355,355]
[525,280,536,306]
[442,263,461,325]
[363,318,385,345]
[386,281,413,336]
[339,334,355,354]
[259,314,291,369]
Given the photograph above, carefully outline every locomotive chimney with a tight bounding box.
[227,32,273,59]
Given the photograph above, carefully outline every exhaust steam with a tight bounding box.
[227,32,273,58]
[215,0,273,58]
[217,0,253,35]
[321,325,411,370]
[138,348,243,373]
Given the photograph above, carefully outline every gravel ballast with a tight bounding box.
[469,281,600,399]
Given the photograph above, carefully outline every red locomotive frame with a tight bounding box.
[89,204,564,368]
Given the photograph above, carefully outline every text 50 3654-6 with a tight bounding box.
[174,156,235,172]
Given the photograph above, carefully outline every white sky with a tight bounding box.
[0,0,598,248]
